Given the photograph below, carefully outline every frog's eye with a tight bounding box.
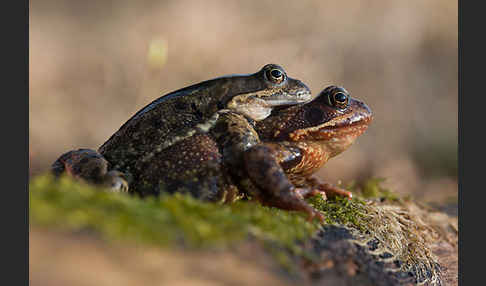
[328,89,349,109]
[265,68,286,84]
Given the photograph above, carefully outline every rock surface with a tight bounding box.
[29,176,458,285]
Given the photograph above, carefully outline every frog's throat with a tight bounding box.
[227,90,312,121]
[229,101,272,121]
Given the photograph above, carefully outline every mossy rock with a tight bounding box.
[29,175,457,285]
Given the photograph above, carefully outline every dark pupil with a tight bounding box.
[270,69,282,78]
[334,92,347,103]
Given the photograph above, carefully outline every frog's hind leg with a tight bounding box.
[51,148,129,192]
[51,149,107,181]
[137,133,233,202]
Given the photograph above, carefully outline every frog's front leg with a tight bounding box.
[243,144,326,222]
[211,110,325,221]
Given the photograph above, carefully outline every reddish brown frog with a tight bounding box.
[246,85,373,220]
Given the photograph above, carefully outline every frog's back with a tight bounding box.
[98,77,237,173]
[98,64,312,179]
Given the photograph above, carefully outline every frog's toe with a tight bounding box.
[325,187,352,200]
[313,181,353,200]
[306,209,325,223]
[104,171,129,193]
[295,188,327,200]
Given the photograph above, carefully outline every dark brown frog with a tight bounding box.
[98,64,311,191]
[53,64,312,193]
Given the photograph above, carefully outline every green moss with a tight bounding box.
[305,176,404,232]
[31,174,438,278]
[308,180,441,280]
[307,195,368,231]
[30,174,318,255]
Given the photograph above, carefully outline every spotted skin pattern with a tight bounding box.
[99,63,311,181]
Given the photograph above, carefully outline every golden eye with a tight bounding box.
[265,68,285,84]
[328,89,349,109]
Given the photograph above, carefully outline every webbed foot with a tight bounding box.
[305,178,353,200]
[103,170,129,193]
[294,187,327,200]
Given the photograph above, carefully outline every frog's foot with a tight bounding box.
[104,171,129,193]
[306,177,352,200]
[294,188,327,200]
[318,183,352,199]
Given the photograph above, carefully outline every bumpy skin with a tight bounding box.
[98,64,311,195]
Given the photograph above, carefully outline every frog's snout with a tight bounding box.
[351,99,373,125]
[287,78,312,102]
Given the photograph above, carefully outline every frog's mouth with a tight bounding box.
[290,117,371,142]
[289,102,373,142]
[227,89,312,121]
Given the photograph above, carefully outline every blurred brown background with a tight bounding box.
[29,0,457,205]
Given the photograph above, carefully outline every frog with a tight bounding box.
[243,85,373,220]
[97,63,312,190]
[57,84,369,222]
